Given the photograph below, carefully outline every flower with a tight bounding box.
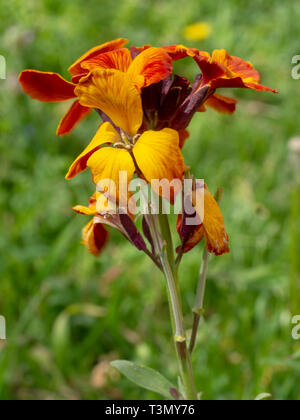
[141,73,209,137]
[79,46,172,93]
[177,183,229,256]
[82,218,109,257]
[183,22,212,42]
[19,38,128,135]
[67,69,185,202]
[162,45,278,115]
[74,192,148,256]
[194,49,278,93]
[19,38,277,261]
[18,39,172,135]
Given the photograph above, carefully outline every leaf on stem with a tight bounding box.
[111,360,175,399]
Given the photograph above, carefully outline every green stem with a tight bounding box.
[156,213,197,400]
[290,184,300,315]
[189,248,210,354]
[189,187,222,355]
[158,213,176,273]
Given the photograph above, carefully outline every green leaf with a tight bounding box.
[111,360,175,399]
[255,393,272,400]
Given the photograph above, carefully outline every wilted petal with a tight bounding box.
[177,184,229,256]
[82,219,109,256]
[158,75,191,122]
[119,214,147,251]
[171,85,210,130]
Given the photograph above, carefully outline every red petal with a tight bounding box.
[19,70,75,102]
[82,220,109,257]
[127,47,173,90]
[56,100,91,136]
[81,49,133,73]
[163,45,198,61]
[204,94,238,114]
[68,38,128,76]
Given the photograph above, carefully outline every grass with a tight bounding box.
[0,0,299,400]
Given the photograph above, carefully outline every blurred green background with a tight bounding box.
[0,0,299,400]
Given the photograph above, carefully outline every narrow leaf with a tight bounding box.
[111,360,175,399]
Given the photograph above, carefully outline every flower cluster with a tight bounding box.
[19,39,277,261]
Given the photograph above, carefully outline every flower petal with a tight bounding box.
[75,69,143,136]
[133,128,185,200]
[201,94,238,114]
[73,191,114,215]
[195,49,278,93]
[163,45,198,61]
[201,186,230,255]
[68,38,128,76]
[193,53,225,85]
[81,48,133,73]
[212,49,260,83]
[57,100,91,136]
[177,185,229,256]
[87,146,135,200]
[171,85,210,130]
[66,122,120,179]
[243,82,278,93]
[127,47,173,90]
[73,204,98,216]
[82,219,109,256]
[178,129,190,148]
[19,70,76,102]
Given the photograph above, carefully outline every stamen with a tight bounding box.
[132,134,141,144]
[120,129,131,145]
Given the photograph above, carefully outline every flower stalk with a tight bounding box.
[18,37,277,400]
[156,212,198,400]
[189,247,210,355]
[189,187,223,355]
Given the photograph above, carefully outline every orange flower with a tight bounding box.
[80,46,172,92]
[194,49,278,93]
[73,192,108,256]
[162,45,277,115]
[177,183,229,256]
[82,219,109,257]
[67,69,185,202]
[198,93,238,115]
[74,192,148,256]
[19,38,128,136]
[18,39,172,136]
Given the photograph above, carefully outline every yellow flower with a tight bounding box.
[67,69,185,203]
[183,22,212,42]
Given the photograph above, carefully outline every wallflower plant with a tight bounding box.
[19,38,277,400]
